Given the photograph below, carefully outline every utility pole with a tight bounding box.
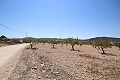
[26,32,28,38]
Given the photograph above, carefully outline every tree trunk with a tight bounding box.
[53,44,55,48]
[101,47,105,54]
[72,45,74,50]
[66,42,68,46]
[66,43,67,46]
[30,42,33,49]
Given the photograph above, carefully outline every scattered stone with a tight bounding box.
[17,76,20,78]
[38,76,41,79]
[42,70,46,72]
[46,75,49,78]
[41,63,45,67]
[53,72,59,74]
[32,67,37,70]
[76,77,79,79]
[99,76,102,78]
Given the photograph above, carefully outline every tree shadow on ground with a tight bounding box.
[70,49,83,52]
[26,47,38,50]
[98,52,116,56]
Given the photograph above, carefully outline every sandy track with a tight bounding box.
[0,43,29,80]
[0,43,29,67]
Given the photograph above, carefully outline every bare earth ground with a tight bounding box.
[0,43,120,80]
[0,43,7,47]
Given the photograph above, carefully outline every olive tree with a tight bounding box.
[91,39,100,49]
[91,39,111,54]
[50,39,57,48]
[64,39,69,46]
[40,40,48,45]
[114,42,120,50]
[91,40,97,48]
[68,38,80,51]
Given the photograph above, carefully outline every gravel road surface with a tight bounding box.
[0,43,29,68]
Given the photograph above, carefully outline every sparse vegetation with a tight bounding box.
[0,35,7,42]
[91,40,98,48]
[114,42,120,50]
[64,39,68,46]
[50,39,58,48]
[39,40,48,45]
[91,39,111,54]
[68,38,80,51]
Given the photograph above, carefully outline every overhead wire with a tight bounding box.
[0,24,25,34]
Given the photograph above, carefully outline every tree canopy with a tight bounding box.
[91,39,111,54]
[67,38,80,50]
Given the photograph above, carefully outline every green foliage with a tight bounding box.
[91,39,111,48]
[79,41,83,46]
[50,39,58,48]
[91,39,111,54]
[91,40,98,47]
[67,38,79,45]
[23,38,32,43]
[67,38,80,50]
[64,39,69,46]
[39,40,48,45]
[114,42,120,49]
[0,35,7,42]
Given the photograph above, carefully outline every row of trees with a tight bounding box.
[37,38,120,54]
[35,38,82,50]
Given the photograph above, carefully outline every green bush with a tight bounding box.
[0,35,7,42]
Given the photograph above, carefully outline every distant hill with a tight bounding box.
[84,37,120,42]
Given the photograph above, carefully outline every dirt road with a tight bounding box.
[0,43,29,67]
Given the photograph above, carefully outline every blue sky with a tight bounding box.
[0,0,120,39]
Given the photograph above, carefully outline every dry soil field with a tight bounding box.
[0,43,120,80]
[0,43,7,47]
